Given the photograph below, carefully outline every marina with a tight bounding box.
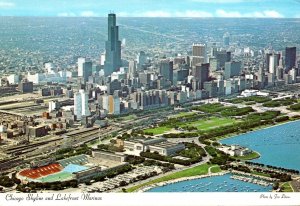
[146,173,272,192]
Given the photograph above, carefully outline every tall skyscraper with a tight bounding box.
[128,60,137,79]
[104,13,122,76]
[74,89,90,120]
[192,63,209,89]
[268,54,279,75]
[192,44,206,57]
[137,51,147,70]
[223,32,230,46]
[78,57,92,83]
[285,47,296,72]
[224,61,242,79]
[192,43,207,63]
[159,59,173,84]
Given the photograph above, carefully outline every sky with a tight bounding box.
[0,0,299,18]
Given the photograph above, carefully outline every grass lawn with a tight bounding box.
[210,166,222,173]
[170,112,196,118]
[126,163,219,192]
[234,151,260,160]
[144,117,238,135]
[184,117,237,131]
[144,126,172,135]
[280,182,293,192]
[250,171,271,178]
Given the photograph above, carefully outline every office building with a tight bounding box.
[104,13,122,76]
[285,47,296,72]
[192,63,209,89]
[74,89,90,120]
[128,60,137,78]
[18,79,33,93]
[223,32,230,46]
[137,51,147,70]
[269,54,279,75]
[159,59,173,84]
[224,61,242,79]
[108,95,120,115]
[192,43,206,58]
[78,58,92,83]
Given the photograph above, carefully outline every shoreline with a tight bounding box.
[217,118,300,142]
[136,171,230,193]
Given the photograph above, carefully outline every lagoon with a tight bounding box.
[221,120,300,171]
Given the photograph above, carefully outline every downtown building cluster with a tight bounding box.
[1,14,299,126]
[70,14,299,120]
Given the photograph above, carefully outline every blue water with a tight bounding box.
[147,174,272,192]
[62,164,88,173]
[220,120,300,171]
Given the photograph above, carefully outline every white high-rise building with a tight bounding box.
[74,89,90,120]
[102,94,109,111]
[128,60,137,78]
[77,57,86,77]
[100,53,106,66]
[269,54,279,75]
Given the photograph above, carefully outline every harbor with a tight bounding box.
[144,173,272,193]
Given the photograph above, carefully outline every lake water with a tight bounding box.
[220,120,300,171]
[147,174,272,192]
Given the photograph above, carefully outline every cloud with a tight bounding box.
[140,10,172,17]
[118,10,213,17]
[80,11,98,17]
[216,9,284,18]
[57,12,76,17]
[216,9,242,17]
[0,1,15,8]
[174,10,213,17]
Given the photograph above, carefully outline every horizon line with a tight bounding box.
[1,16,299,19]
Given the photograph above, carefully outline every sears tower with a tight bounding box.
[104,13,122,76]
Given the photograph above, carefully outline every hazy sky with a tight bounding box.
[0,0,299,18]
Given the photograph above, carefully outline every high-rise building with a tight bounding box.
[269,54,279,75]
[128,60,137,79]
[108,95,120,115]
[191,56,205,67]
[74,89,90,120]
[216,50,229,69]
[285,47,296,72]
[192,63,209,89]
[159,59,173,84]
[223,32,230,46]
[192,44,206,57]
[104,13,122,76]
[224,61,242,79]
[78,58,92,83]
[192,44,207,63]
[137,51,147,70]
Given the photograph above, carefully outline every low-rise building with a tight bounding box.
[218,145,252,157]
[123,137,185,156]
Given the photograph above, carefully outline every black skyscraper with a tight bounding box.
[104,13,121,76]
[285,47,296,72]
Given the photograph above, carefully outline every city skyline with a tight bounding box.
[0,0,299,18]
[0,1,300,201]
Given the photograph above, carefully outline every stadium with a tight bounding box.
[17,151,128,183]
